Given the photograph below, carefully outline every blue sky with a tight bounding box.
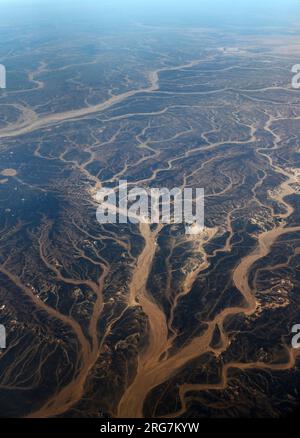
[0,0,300,30]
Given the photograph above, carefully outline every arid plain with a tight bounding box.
[1,17,300,417]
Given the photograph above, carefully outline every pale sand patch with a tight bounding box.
[0,179,8,184]
[1,168,17,177]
